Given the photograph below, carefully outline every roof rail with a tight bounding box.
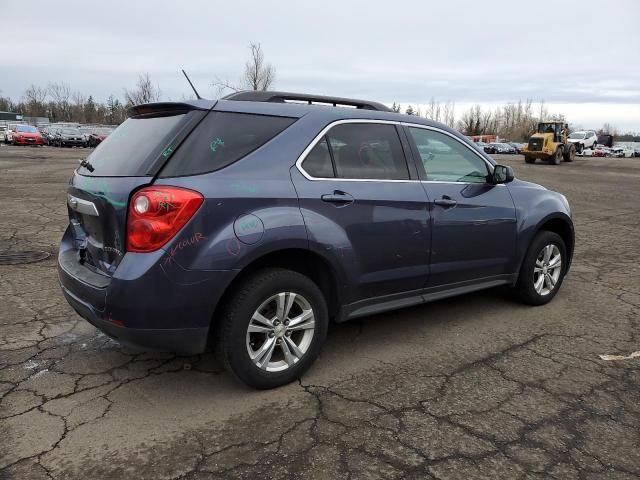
[222,90,391,112]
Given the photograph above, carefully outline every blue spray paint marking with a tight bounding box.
[162,146,174,158]
[210,138,225,153]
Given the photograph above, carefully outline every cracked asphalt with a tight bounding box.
[0,145,639,480]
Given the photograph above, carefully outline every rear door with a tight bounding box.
[291,120,431,304]
[404,125,517,287]
[64,105,207,277]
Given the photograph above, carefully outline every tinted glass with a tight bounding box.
[302,137,334,178]
[326,123,409,180]
[77,113,186,176]
[409,128,489,183]
[160,112,296,177]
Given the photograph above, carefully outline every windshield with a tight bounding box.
[16,125,38,133]
[569,132,585,139]
[62,129,81,135]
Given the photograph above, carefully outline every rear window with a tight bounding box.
[77,113,187,176]
[159,112,296,178]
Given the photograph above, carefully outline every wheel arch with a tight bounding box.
[210,248,342,335]
[534,214,574,271]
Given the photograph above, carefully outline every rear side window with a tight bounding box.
[78,113,187,176]
[325,123,409,180]
[160,112,296,177]
[302,137,335,178]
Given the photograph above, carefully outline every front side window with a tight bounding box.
[409,128,489,183]
[323,123,409,180]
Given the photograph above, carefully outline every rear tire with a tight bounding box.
[215,268,328,389]
[514,231,567,306]
[563,144,576,162]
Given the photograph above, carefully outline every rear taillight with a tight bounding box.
[126,186,203,253]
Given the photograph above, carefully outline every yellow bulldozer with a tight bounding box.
[521,121,576,165]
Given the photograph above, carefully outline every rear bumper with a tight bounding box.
[60,283,208,354]
[57,227,237,354]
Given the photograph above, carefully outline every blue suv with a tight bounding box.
[58,91,574,389]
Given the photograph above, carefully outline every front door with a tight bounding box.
[405,125,517,287]
[291,121,431,304]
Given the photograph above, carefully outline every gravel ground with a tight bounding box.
[0,145,639,479]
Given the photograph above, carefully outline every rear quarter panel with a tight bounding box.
[152,114,331,273]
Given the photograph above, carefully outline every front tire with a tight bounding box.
[216,268,329,389]
[524,156,535,164]
[563,143,576,162]
[550,147,562,165]
[514,231,567,306]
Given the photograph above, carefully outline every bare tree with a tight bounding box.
[213,42,276,95]
[48,82,72,121]
[124,73,161,106]
[244,42,275,91]
[22,84,48,117]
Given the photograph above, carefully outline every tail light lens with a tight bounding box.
[127,186,203,253]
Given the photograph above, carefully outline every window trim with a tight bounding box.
[403,123,496,183]
[296,119,417,183]
[297,119,498,185]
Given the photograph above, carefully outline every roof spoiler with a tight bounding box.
[222,90,391,112]
[127,102,201,117]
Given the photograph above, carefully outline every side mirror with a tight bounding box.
[492,164,514,184]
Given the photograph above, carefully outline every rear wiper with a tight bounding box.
[78,158,95,172]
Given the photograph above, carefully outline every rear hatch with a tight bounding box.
[66,103,209,277]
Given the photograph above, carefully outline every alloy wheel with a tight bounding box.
[246,292,316,372]
[533,244,562,296]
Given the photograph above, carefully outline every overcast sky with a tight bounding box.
[3,0,639,131]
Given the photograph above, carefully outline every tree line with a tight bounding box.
[0,73,164,125]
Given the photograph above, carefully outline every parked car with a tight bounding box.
[39,127,58,145]
[482,143,497,154]
[0,126,7,143]
[4,124,19,144]
[592,147,610,157]
[609,146,634,158]
[489,142,517,154]
[634,147,640,158]
[567,130,598,152]
[507,142,523,154]
[10,124,45,146]
[58,91,574,389]
[53,128,87,147]
[87,127,114,147]
[474,141,490,153]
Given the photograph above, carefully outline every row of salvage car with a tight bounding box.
[579,145,639,158]
[0,124,114,147]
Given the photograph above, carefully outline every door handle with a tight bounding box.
[434,196,457,208]
[321,191,354,205]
